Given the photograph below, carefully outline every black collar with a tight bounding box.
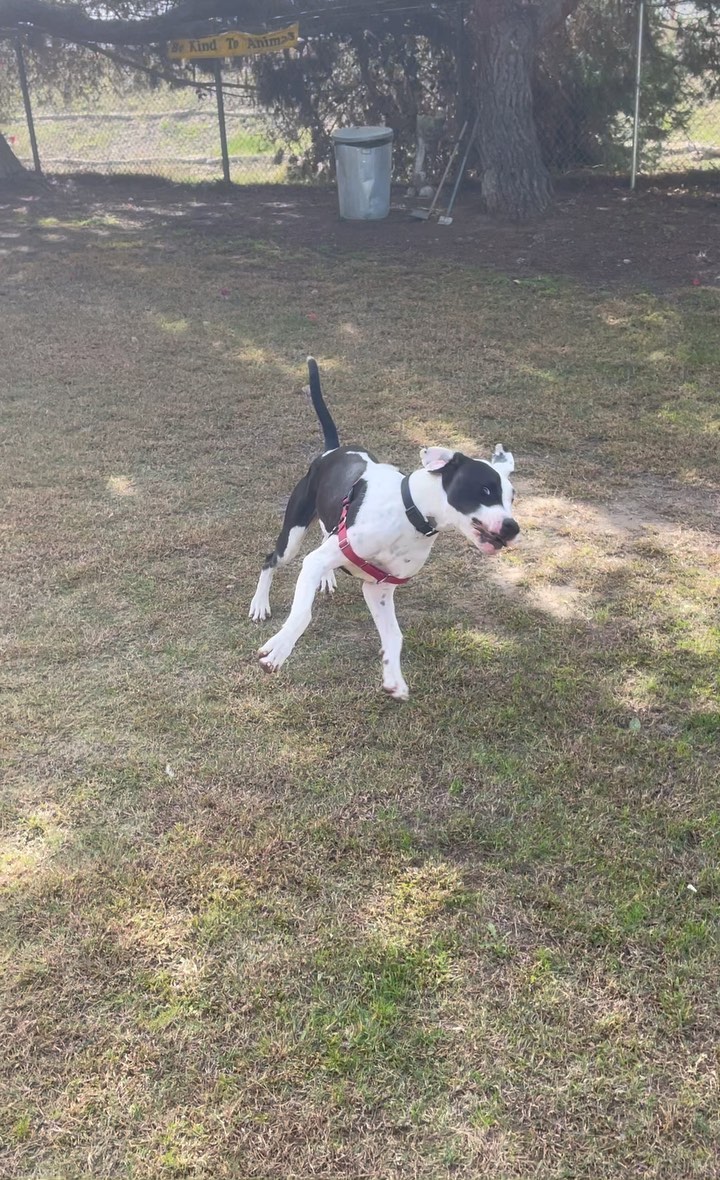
[401,475,438,537]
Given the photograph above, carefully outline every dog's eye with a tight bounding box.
[480,486,491,498]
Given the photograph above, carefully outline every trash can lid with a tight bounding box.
[332,126,394,148]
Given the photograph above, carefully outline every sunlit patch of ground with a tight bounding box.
[0,192,718,1179]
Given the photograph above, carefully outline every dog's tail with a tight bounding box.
[306,356,340,451]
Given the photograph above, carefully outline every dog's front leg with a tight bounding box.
[362,583,409,701]
[258,537,342,673]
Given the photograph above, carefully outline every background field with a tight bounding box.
[3,84,720,183]
[1,85,284,182]
[1,178,719,1179]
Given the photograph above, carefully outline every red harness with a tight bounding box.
[336,496,410,585]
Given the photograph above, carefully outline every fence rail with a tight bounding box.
[2,77,291,183]
[2,26,719,187]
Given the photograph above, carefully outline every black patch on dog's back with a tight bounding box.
[441,454,503,515]
[312,447,374,532]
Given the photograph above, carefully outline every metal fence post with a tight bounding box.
[630,0,645,190]
[15,36,42,175]
[213,61,231,184]
[456,1,467,120]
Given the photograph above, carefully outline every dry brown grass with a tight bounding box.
[1,183,719,1179]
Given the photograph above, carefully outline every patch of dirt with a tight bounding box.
[1,171,719,292]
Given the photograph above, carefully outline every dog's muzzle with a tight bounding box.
[472,517,519,553]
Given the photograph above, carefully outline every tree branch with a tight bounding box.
[0,0,280,45]
[0,0,573,48]
[1,0,460,46]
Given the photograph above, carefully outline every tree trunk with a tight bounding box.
[474,3,552,219]
[0,133,26,179]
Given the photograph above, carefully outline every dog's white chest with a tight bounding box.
[348,467,435,580]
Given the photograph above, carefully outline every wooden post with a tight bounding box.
[214,61,231,184]
[15,37,42,175]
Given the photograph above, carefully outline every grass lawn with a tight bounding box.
[1,194,719,1178]
[2,84,281,183]
[658,97,720,169]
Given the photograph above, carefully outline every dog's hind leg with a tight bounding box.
[362,583,409,701]
[249,476,315,622]
[258,535,343,671]
[317,522,337,596]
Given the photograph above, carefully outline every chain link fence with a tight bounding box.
[1,25,719,186]
[0,57,298,183]
[656,94,720,171]
[535,88,720,180]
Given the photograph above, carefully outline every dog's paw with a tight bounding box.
[249,596,271,622]
[258,633,293,672]
[319,571,337,596]
[382,680,409,702]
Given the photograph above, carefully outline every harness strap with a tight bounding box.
[400,475,437,536]
[336,496,410,585]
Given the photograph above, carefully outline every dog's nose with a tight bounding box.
[500,518,520,541]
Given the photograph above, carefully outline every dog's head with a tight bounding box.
[420,444,519,556]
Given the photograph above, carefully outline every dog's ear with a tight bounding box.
[490,443,515,477]
[420,446,455,472]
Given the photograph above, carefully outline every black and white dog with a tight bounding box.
[250,358,518,700]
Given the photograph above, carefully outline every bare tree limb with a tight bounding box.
[0,0,468,45]
[0,0,279,45]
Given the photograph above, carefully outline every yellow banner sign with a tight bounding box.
[168,24,299,60]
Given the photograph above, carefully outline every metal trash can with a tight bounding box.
[332,126,394,220]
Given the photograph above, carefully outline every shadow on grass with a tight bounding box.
[2,540,718,1175]
[1,190,718,1177]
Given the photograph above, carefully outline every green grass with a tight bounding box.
[684,97,720,147]
[656,95,720,169]
[2,83,282,183]
[0,193,719,1179]
[226,129,274,156]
